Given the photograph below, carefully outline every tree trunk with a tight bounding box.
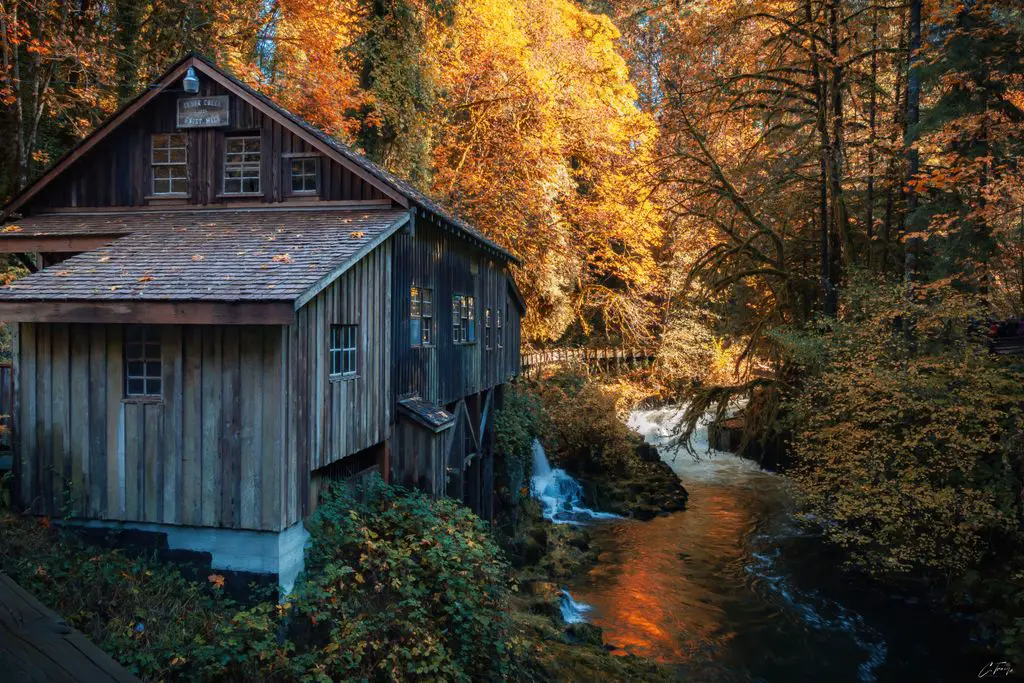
[903,0,923,284]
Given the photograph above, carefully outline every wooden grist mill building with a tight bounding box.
[0,54,523,590]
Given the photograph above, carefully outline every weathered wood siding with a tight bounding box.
[27,81,386,212]
[391,222,519,405]
[393,418,452,498]
[13,323,290,530]
[286,240,392,518]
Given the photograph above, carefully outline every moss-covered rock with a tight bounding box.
[564,621,604,646]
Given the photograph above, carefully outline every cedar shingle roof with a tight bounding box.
[2,208,408,303]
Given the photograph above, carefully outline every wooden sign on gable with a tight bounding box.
[177,95,230,128]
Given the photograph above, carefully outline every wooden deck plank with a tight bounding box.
[0,572,139,683]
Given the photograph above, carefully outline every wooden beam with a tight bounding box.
[0,235,125,253]
[32,200,394,215]
[0,300,294,325]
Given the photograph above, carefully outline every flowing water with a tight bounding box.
[542,407,989,682]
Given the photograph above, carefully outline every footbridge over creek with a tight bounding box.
[520,347,657,379]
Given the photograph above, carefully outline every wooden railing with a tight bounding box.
[520,347,656,377]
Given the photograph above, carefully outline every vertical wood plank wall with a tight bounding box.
[29,83,387,211]
[14,323,290,531]
[391,222,521,406]
[287,240,392,518]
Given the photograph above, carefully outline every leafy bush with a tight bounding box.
[540,378,641,476]
[289,477,517,682]
[0,513,279,681]
[1,477,522,682]
[494,382,545,516]
[787,276,1024,579]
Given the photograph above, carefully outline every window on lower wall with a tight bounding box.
[484,308,493,350]
[124,325,161,397]
[497,307,504,349]
[452,294,476,344]
[410,286,433,346]
[330,324,358,377]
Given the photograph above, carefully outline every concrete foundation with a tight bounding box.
[66,519,309,594]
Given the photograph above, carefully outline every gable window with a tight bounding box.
[124,325,161,397]
[330,324,358,377]
[290,157,318,194]
[452,294,476,344]
[151,133,187,195]
[497,307,504,349]
[410,286,433,346]
[484,308,493,350]
[224,135,261,194]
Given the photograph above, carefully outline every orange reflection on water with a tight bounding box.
[568,484,755,664]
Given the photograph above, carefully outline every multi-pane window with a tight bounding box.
[151,134,187,195]
[330,324,358,377]
[484,308,493,350]
[290,158,318,194]
[410,286,434,346]
[124,325,161,397]
[224,135,261,194]
[497,307,504,349]
[452,294,476,344]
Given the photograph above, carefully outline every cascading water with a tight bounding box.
[559,589,593,624]
[530,439,620,524]
[558,406,976,682]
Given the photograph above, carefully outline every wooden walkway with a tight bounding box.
[0,572,139,683]
[520,347,655,378]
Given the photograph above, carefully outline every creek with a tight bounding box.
[537,407,987,682]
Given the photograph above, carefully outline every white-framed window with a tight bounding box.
[330,324,358,377]
[484,307,493,350]
[452,294,476,344]
[124,325,161,396]
[224,135,261,194]
[290,157,318,194]
[151,133,187,195]
[410,286,433,346]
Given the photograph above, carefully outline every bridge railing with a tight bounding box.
[520,347,656,378]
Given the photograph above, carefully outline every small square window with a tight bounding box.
[124,325,161,397]
[290,157,318,194]
[330,324,358,377]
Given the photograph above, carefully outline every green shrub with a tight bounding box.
[290,477,517,682]
[1,477,523,682]
[494,382,545,514]
[0,513,276,681]
[540,378,641,476]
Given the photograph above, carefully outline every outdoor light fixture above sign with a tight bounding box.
[176,95,230,128]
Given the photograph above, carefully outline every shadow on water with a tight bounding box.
[560,407,990,683]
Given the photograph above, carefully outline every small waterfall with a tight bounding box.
[559,589,593,624]
[530,439,621,524]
